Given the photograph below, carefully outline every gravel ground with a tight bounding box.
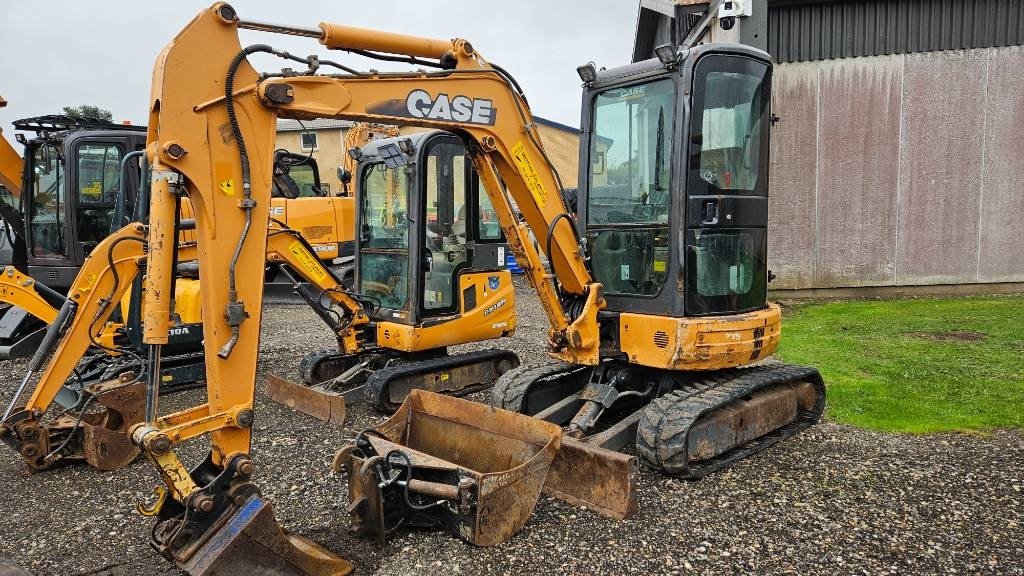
[0,279,1021,575]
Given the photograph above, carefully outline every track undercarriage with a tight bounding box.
[267,346,519,421]
[491,359,826,479]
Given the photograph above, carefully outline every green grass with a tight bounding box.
[775,295,1024,433]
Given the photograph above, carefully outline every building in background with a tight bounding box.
[634,0,1024,292]
[276,116,582,194]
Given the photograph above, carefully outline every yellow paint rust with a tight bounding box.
[619,303,782,370]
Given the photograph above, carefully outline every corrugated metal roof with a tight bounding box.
[276,119,354,131]
[770,0,1024,62]
[633,0,1024,64]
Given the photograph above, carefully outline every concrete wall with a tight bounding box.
[769,45,1024,289]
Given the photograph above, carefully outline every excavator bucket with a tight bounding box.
[337,390,562,546]
[266,374,347,424]
[169,493,353,576]
[13,377,144,471]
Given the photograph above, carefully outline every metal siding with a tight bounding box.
[769,0,1023,62]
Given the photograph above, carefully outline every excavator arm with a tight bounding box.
[262,57,603,360]
[0,221,367,472]
[0,223,148,470]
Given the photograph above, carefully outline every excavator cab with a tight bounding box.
[493,43,823,485]
[0,118,148,360]
[356,131,509,328]
[580,45,770,317]
[267,130,518,419]
[17,116,147,289]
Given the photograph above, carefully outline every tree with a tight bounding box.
[62,105,113,122]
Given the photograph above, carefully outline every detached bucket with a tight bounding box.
[338,390,562,546]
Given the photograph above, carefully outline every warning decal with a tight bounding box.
[219,179,236,196]
[288,240,328,283]
[510,141,546,209]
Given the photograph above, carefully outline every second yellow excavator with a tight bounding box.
[266,128,518,420]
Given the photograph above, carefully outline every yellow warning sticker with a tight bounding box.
[288,240,328,283]
[219,179,235,196]
[510,141,546,209]
[653,260,667,272]
[82,181,102,198]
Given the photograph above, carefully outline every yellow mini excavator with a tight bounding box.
[266,128,518,421]
[3,3,824,573]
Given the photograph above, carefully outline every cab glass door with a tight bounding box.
[27,143,67,259]
[358,162,410,310]
[684,54,771,315]
[585,79,675,297]
[75,142,123,255]
[421,139,468,316]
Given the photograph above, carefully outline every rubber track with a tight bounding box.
[488,359,576,413]
[365,348,519,413]
[298,348,348,386]
[635,363,825,479]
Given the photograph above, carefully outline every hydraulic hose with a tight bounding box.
[218,45,276,359]
[114,151,144,229]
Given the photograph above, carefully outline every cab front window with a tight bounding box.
[586,78,675,296]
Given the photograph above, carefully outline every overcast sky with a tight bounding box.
[0,0,638,147]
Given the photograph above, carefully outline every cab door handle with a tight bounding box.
[702,200,719,225]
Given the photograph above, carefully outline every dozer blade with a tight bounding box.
[543,437,637,520]
[338,390,562,546]
[174,493,352,576]
[266,374,347,424]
